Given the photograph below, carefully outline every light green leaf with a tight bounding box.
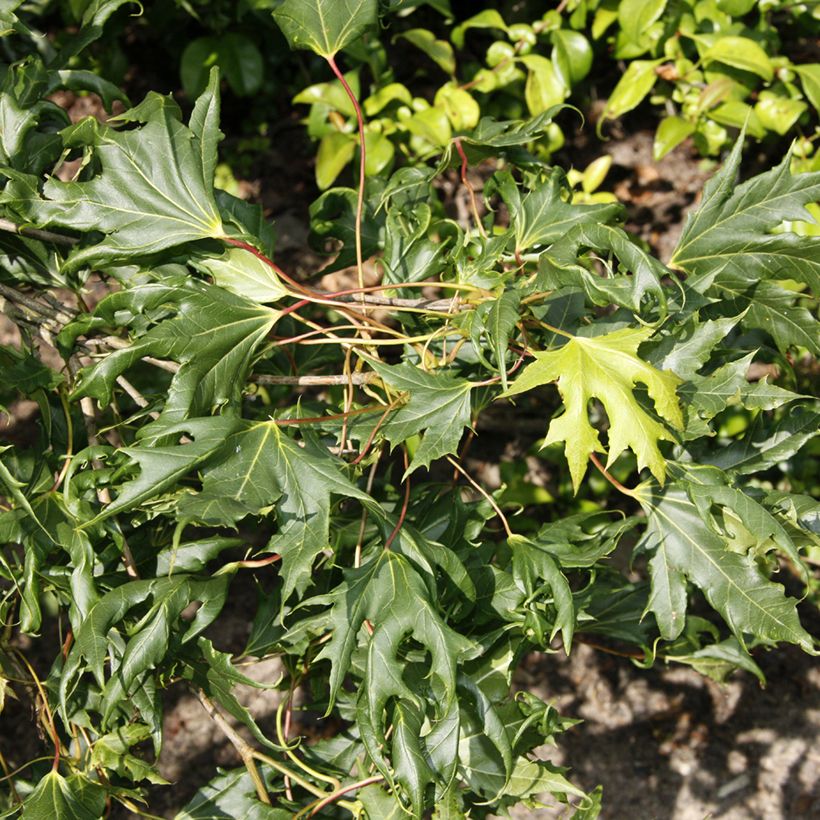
[435,84,480,131]
[372,361,473,475]
[315,131,356,189]
[703,36,773,81]
[398,28,455,74]
[195,247,287,304]
[794,64,820,111]
[653,115,695,160]
[601,59,662,122]
[451,9,507,49]
[503,327,683,491]
[618,0,667,47]
[520,54,567,116]
[755,94,807,135]
[272,0,378,58]
[551,29,593,87]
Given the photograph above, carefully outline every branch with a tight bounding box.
[253,372,376,386]
[196,691,272,805]
[0,218,78,247]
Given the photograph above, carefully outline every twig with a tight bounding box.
[326,54,367,293]
[253,372,376,386]
[196,691,272,805]
[301,775,385,818]
[589,453,636,497]
[0,217,79,247]
[454,138,487,239]
[447,455,513,538]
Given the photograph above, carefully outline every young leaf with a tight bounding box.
[272,0,378,58]
[503,327,683,491]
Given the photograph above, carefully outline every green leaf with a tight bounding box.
[653,116,695,160]
[398,28,455,75]
[183,638,282,751]
[704,405,820,475]
[310,551,474,806]
[509,534,575,652]
[715,275,820,355]
[794,64,820,111]
[520,54,567,116]
[503,327,683,491]
[86,418,237,525]
[177,766,290,819]
[601,59,662,122]
[702,36,773,81]
[511,169,623,252]
[636,483,814,651]
[182,420,377,600]
[64,276,279,423]
[272,0,378,58]
[483,290,520,391]
[671,138,820,296]
[21,772,104,820]
[536,223,667,314]
[372,361,473,474]
[3,71,226,272]
[194,247,287,304]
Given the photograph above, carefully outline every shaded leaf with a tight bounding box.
[273,0,378,58]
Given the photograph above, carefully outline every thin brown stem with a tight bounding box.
[454,138,487,239]
[303,775,385,817]
[326,54,367,291]
[384,449,411,550]
[253,372,376,386]
[447,455,513,537]
[0,217,79,247]
[589,452,636,497]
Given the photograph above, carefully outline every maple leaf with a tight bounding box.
[503,327,683,490]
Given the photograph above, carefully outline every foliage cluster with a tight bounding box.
[0,0,817,817]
